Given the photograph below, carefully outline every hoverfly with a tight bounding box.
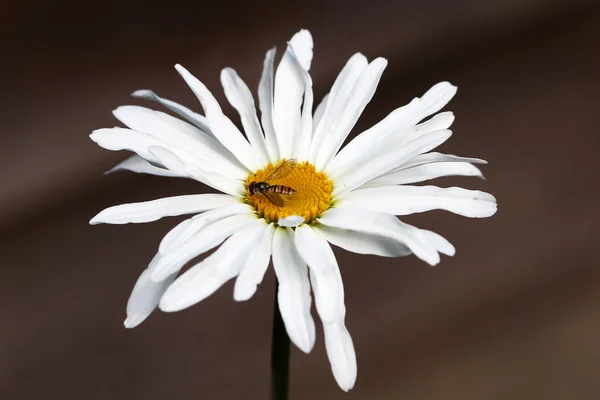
[248,159,297,207]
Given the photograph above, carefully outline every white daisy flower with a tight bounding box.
[90,29,496,391]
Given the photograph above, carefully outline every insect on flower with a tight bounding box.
[247,159,297,207]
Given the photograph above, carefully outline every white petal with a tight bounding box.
[302,240,357,391]
[258,47,279,162]
[324,320,357,392]
[318,208,442,265]
[90,127,234,185]
[277,215,304,227]
[309,266,341,325]
[309,53,368,163]
[396,152,487,171]
[273,45,305,159]
[175,64,261,171]
[115,104,206,146]
[289,49,314,161]
[331,129,452,198]
[315,58,388,170]
[90,127,181,166]
[407,82,457,124]
[90,194,238,225]
[131,89,212,135]
[234,223,276,301]
[272,227,316,353]
[362,161,483,188]
[147,146,187,176]
[313,94,329,131]
[124,268,176,328]
[148,146,245,197]
[220,68,269,165]
[106,154,186,178]
[295,226,340,323]
[328,80,458,179]
[336,185,497,218]
[316,224,412,258]
[159,218,192,254]
[159,220,267,312]
[413,111,456,135]
[419,230,455,257]
[159,203,254,254]
[150,213,258,281]
[113,105,245,179]
[328,111,455,179]
[289,29,314,71]
[294,225,336,275]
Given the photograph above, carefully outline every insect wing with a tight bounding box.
[263,191,285,207]
[264,159,297,182]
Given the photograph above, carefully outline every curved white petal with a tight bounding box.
[315,58,388,170]
[316,224,412,258]
[106,154,186,178]
[413,110,456,134]
[147,146,188,176]
[175,64,261,171]
[124,268,177,328]
[273,45,305,159]
[362,162,483,188]
[277,215,304,227]
[309,268,340,324]
[159,218,192,253]
[331,129,452,198]
[328,111,455,179]
[220,68,269,165]
[289,29,314,71]
[336,185,497,218]
[395,152,487,172]
[294,225,336,275]
[298,235,356,391]
[114,105,203,147]
[313,94,329,132]
[89,193,238,225]
[408,81,457,124]
[309,53,368,163]
[288,31,315,160]
[113,105,245,179]
[189,169,245,198]
[159,203,254,254]
[331,82,456,169]
[419,230,455,257]
[159,220,267,312]
[131,89,212,135]
[258,47,279,162]
[150,213,258,282]
[90,127,190,166]
[295,225,340,323]
[288,48,314,161]
[148,146,245,197]
[318,208,442,265]
[90,128,237,188]
[324,320,357,392]
[272,227,316,353]
[234,223,276,301]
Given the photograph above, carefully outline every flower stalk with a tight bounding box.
[271,279,290,400]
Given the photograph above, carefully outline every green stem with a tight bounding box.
[271,279,290,400]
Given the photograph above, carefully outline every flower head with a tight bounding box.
[90,29,496,391]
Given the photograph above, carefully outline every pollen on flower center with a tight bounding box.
[245,160,333,224]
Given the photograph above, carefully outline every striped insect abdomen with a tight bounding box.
[267,185,296,195]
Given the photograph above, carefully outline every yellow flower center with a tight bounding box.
[245,160,333,224]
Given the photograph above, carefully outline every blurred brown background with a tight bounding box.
[2,0,600,399]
